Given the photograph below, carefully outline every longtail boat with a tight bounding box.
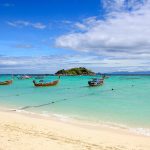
[17,75,32,80]
[88,78,104,87]
[102,74,110,79]
[33,76,60,87]
[0,80,13,85]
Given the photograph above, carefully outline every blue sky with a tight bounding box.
[0,0,150,73]
[0,0,100,55]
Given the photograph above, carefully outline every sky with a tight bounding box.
[0,0,150,74]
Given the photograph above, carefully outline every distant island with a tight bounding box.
[55,67,95,76]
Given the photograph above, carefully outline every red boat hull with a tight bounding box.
[33,80,59,87]
[0,80,13,85]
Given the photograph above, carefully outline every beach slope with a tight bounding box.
[0,111,150,150]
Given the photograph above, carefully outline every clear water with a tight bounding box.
[0,75,150,130]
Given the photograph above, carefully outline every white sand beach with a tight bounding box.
[0,110,150,150]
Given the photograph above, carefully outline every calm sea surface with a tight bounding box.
[0,75,150,133]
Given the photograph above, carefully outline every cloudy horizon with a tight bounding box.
[0,0,150,74]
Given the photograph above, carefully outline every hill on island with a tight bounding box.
[55,67,95,76]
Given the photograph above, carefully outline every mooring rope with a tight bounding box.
[18,92,98,110]
[17,84,136,111]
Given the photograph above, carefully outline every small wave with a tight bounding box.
[40,111,50,117]
[97,121,129,130]
[9,107,70,121]
[130,128,150,137]
[5,107,150,137]
[98,121,150,137]
[52,113,70,121]
[99,121,150,137]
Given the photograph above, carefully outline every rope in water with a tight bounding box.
[18,92,101,110]
[17,85,136,110]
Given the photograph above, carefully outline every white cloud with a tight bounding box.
[7,20,46,29]
[75,22,87,30]
[61,20,72,24]
[55,0,150,71]
[102,0,145,12]
[1,54,150,73]
[32,22,47,29]
[74,17,98,31]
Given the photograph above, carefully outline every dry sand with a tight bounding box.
[0,110,150,150]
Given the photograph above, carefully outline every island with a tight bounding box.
[55,67,95,76]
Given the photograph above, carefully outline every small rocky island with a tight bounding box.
[55,67,95,76]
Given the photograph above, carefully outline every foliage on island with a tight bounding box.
[55,67,95,76]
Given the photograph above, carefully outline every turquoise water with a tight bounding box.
[0,75,150,130]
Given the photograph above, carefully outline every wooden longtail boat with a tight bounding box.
[0,80,13,85]
[33,76,60,87]
[17,75,32,80]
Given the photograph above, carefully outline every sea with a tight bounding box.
[0,75,150,136]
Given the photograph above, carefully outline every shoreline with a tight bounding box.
[1,106,150,137]
[0,108,150,150]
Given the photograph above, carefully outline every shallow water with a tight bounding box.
[0,75,150,131]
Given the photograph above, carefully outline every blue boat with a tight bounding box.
[88,78,104,86]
